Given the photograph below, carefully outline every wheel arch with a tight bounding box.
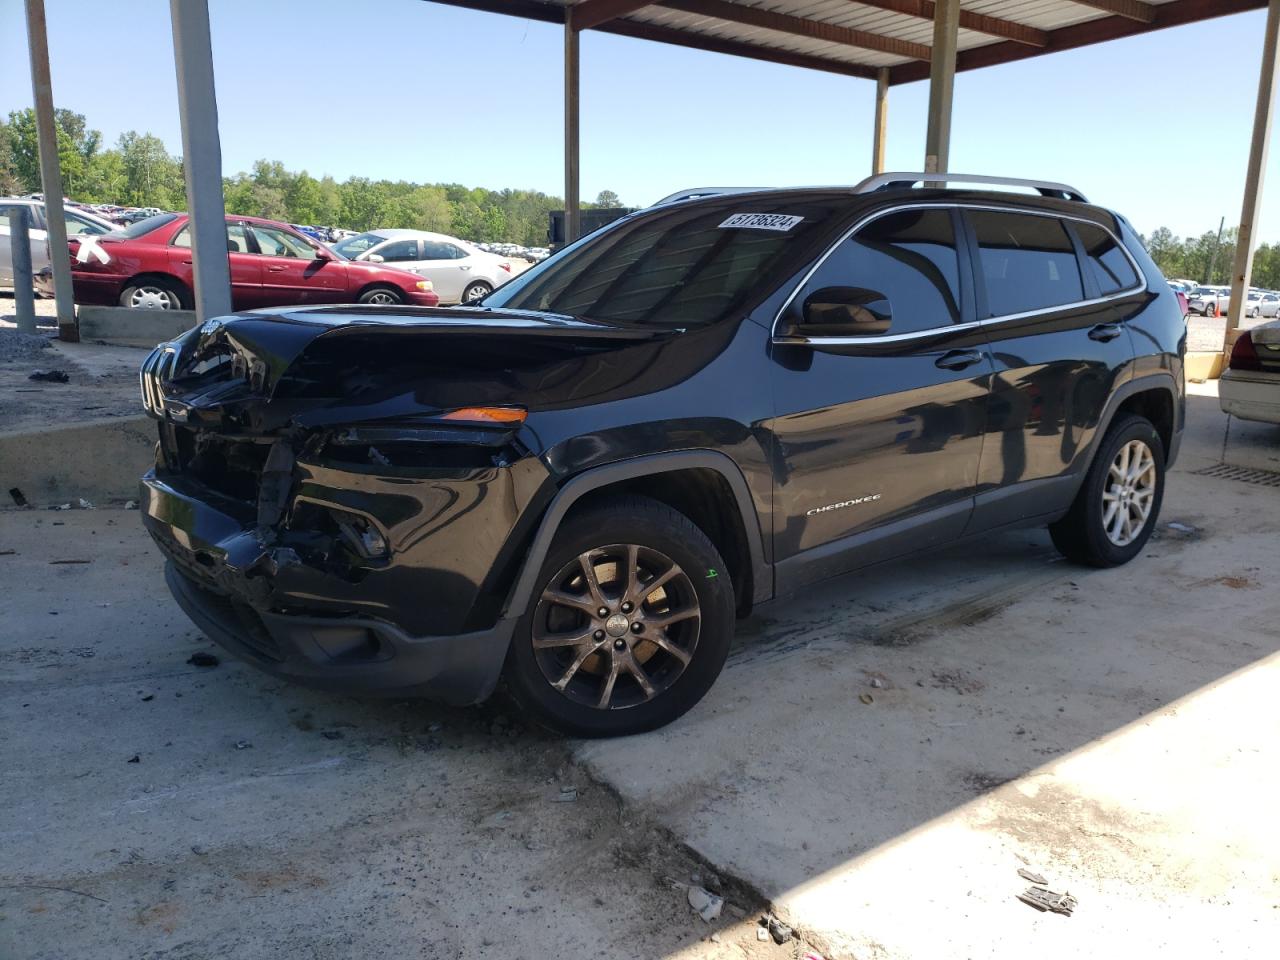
[1083,374,1181,477]
[501,451,771,621]
[355,281,405,301]
[122,271,192,309]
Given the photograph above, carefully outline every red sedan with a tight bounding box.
[41,212,439,310]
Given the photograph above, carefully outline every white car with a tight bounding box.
[1220,320,1280,424]
[332,229,512,304]
[0,198,118,288]
[1189,286,1230,317]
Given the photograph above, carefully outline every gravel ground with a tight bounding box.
[0,328,56,364]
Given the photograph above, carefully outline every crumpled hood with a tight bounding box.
[147,305,689,434]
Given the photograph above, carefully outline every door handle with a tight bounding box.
[1089,323,1123,342]
[267,266,285,273]
[181,259,193,265]
[935,349,984,371]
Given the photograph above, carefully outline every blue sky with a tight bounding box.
[0,0,1274,239]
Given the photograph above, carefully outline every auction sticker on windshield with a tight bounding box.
[718,213,804,231]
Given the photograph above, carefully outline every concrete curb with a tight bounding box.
[1,416,154,506]
[78,306,197,348]
[1186,350,1225,382]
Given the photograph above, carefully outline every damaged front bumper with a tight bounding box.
[142,471,516,704]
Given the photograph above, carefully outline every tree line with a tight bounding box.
[5,108,1280,280]
[0,108,623,246]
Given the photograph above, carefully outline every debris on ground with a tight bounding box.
[320,730,344,740]
[48,559,91,565]
[126,755,140,763]
[9,488,28,507]
[687,884,723,923]
[1017,867,1047,885]
[50,503,72,511]
[0,550,16,557]
[756,927,769,942]
[77,498,94,510]
[234,739,252,750]
[929,668,985,694]
[552,786,578,803]
[0,328,53,363]
[124,500,138,510]
[186,652,219,668]
[1017,885,1078,916]
[190,845,208,856]
[139,694,154,702]
[766,916,793,944]
[28,369,70,383]
[1167,521,1196,533]
[858,693,874,704]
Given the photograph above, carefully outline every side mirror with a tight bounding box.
[796,286,892,337]
[366,253,384,264]
[313,246,334,261]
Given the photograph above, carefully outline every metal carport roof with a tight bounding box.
[431,0,1265,83]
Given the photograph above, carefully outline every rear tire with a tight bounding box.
[462,280,492,303]
[1049,414,1165,568]
[1205,302,1218,318]
[120,277,185,310]
[357,286,404,305]
[503,495,734,738]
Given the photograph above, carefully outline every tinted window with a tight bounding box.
[172,223,251,253]
[118,212,180,239]
[332,232,384,258]
[421,240,463,260]
[374,239,419,262]
[64,212,107,236]
[250,225,319,259]
[485,197,845,327]
[970,211,1083,317]
[794,208,961,334]
[1074,222,1139,295]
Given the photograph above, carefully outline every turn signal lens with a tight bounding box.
[439,406,528,425]
[415,280,433,291]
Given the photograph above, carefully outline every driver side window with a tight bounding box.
[793,209,961,335]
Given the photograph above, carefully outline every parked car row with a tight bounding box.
[1183,283,1280,318]
[35,212,441,312]
[475,241,550,262]
[331,229,514,304]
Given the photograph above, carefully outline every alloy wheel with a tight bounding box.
[531,544,700,710]
[1101,439,1157,547]
[366,290,397,305]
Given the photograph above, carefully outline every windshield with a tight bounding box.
[119,212,179,239]
[332,232,386,259]
[483,196,847,327]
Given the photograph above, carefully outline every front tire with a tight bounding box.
[462,280,492,303]
[357,286,404,305]
[1049,414,1165,567]
[503,496,734,738]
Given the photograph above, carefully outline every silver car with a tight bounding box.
[0,198,118,289]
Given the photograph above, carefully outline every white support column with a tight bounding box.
[1224,0,1280,358]
[565,11,582,244]
[24,0,76,340]
[170,0,232,323]
[924,0,960,174]
[872,67,889,175]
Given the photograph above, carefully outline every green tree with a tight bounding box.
[116,131,184,208]
[593,189,622,208]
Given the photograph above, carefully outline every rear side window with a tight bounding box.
[970,211,1083,317]
[795,208,961,334]
[374,239,420,262]
[1074,222,1140,295]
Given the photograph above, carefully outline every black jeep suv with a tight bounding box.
[139,174,1184,737]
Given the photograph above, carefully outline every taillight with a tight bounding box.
[499,261,512,273]
[1229,331,1263,371]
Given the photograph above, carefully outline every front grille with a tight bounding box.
[139,345,178,416]
[169,428,272,504]
[1193,462,1280,487]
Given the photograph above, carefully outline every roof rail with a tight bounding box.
[853,172,1089,203]
[650,187,772,207]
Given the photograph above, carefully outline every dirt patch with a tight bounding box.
[929,668,985,695]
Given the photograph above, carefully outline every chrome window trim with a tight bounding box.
[770,201,1148,347]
